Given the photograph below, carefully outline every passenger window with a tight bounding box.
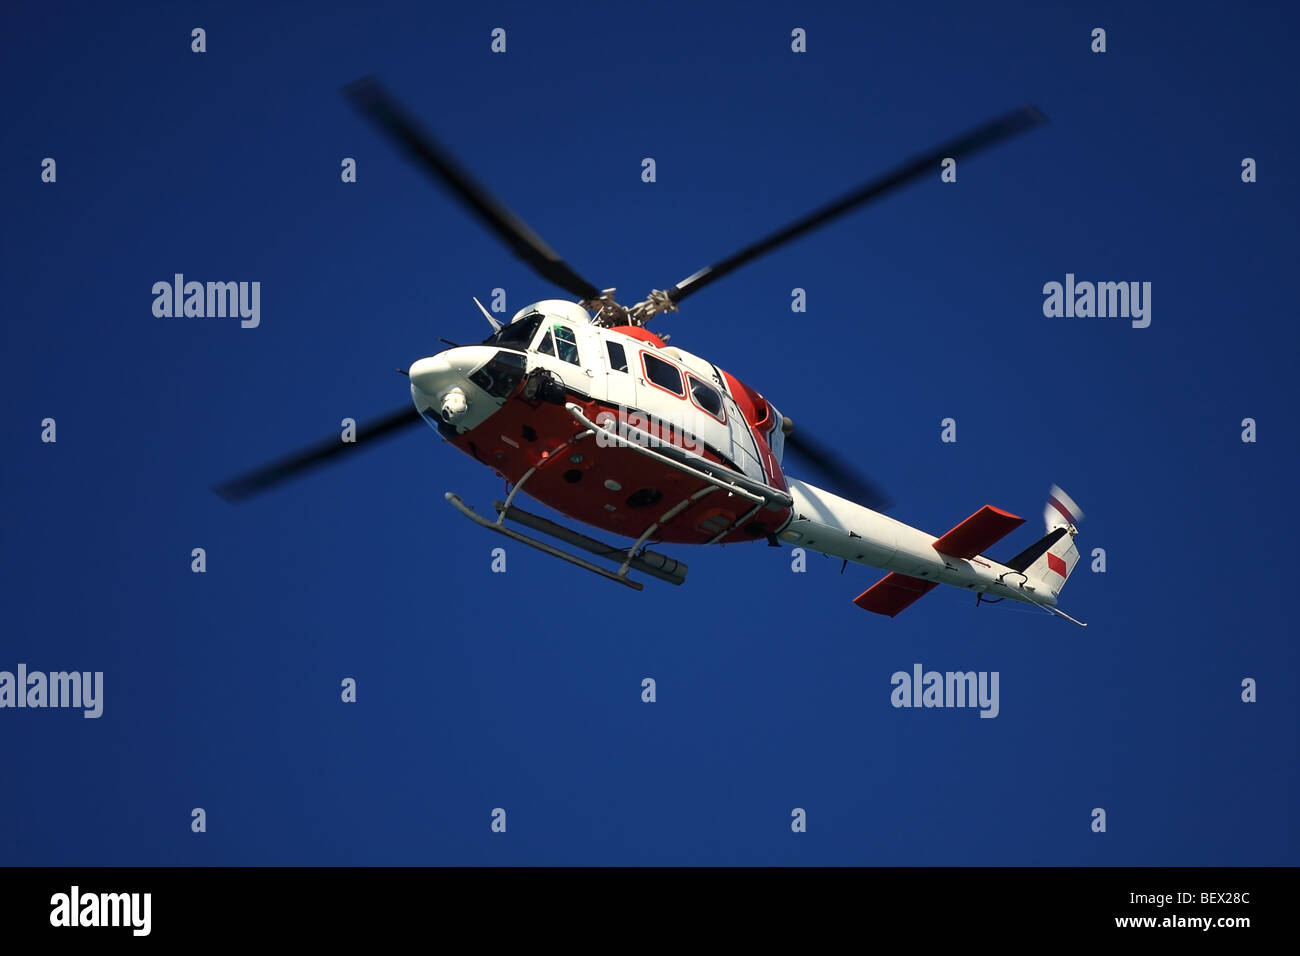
[642,353,684,396]
[688,375,724,420]
[606,341,628,373]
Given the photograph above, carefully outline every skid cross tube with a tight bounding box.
[618,485,717,576]
[495,426,596,525]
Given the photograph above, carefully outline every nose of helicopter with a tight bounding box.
[408,353,456,398]
[409,346,499,424]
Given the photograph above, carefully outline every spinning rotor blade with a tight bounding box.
[783,426,892,513]
[664,105,1047,306]
[215,406,423,502]
[343,77,603,302]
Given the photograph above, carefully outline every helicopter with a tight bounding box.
[217,77,1087,627]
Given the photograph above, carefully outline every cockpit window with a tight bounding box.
[469,350,527,399]
[484,312,542,350]
[536,323,580,365]
[488,314,582,366]
[551,324,580,365]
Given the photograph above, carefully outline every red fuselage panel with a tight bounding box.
[451,393,791,545]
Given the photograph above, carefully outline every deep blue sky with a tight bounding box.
[3,1,1296,865]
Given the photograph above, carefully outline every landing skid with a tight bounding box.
[446,492,673,590]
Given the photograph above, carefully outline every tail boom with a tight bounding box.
[780,479,1083,618]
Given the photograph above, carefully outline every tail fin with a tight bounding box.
[1003,485,1084,603]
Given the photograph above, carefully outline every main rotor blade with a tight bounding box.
[666,105,1047,305]
[215,406,424,502]
[343,76,603,301]
[784,428,892,513]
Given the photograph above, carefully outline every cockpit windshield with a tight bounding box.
[483,312,543,351]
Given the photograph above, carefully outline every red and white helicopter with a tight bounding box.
[219,79,1087,627]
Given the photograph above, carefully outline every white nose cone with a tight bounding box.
[409,346,504,430]
[409,354,455,399]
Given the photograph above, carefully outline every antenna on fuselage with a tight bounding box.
[473,296,502,332]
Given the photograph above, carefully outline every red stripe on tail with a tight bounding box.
[1047,553,1068,577]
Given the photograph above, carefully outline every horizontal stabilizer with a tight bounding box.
[931,505,1024,559]
[854,573,939,617]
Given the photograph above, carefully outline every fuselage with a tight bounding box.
[410,299,791,546]
[411,300,1054,607]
